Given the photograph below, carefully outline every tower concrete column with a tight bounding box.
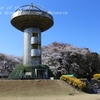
[23,28,41,65]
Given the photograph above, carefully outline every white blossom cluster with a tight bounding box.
[42,42,89,65]
[0,53,22,77]
[0,42,98,78]
[41,42,91,77]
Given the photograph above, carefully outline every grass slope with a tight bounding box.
[0,80,80,97]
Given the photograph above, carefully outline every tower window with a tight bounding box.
[32,33,38,37]
[32,44,39,49]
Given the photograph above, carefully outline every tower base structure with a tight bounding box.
[8,65,54,79]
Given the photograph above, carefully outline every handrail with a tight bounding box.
[15,3,48,13]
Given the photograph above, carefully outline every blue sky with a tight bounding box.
[0,0,100,56]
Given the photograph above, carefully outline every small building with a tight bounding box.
[0,73,9,78]
[8,64,54,79]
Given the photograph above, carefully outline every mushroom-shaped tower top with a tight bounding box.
[11,3,54,32]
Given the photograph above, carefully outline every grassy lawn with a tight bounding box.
[0,79,80,96]
[0,79,99,100]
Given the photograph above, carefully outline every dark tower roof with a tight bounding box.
[11,4,54,32]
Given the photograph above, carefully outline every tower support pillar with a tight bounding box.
[23,28,41,65]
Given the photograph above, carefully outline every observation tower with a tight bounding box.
[9,3,54,79]
[11,3,54,65]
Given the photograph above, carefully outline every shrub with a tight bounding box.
[60,75,86,90]
[93,74,100,80]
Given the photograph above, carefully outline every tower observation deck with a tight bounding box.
[11,4,54,66]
